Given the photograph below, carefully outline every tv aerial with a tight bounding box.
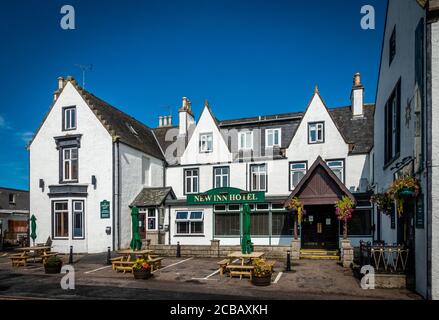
[74,64,93,88]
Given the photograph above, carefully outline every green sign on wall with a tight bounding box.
[100,200,110,219]
[187,188,265,205]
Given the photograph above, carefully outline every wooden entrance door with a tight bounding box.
[301,206,338,249]
[138,211,146,239]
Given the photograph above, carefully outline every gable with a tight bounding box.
[29,82,111,150]
[286,157,355,206]
[180,105,232,165]
[286,92,349,158]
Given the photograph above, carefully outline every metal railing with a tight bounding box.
[358,241,409,274]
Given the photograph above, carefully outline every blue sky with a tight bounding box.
[0,0,387,190]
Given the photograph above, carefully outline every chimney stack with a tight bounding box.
[179,96,195,136]
[58,77,65,90]
[351,72,364,117]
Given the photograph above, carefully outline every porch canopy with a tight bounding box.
[285,156,356,207]
[130,187,176,207]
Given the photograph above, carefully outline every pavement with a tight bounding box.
[0,252,422,300]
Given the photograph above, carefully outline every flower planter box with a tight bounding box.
[44,264,62,274]
[133,269,152,280]
[398,187,416,198]
[251,274,272,286]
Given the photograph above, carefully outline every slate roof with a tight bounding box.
[0,187,29,212]
[328,104,375,154]
[80,90,165,161]
[153,105,375,157]
[29,76,165,161]
[130,187,176,207]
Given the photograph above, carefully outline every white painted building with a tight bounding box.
[373,0,439,299]
[28,77,166,253]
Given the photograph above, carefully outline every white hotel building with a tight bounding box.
[29,72,374,254]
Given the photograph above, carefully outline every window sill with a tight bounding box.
[53,237,69,240]
[383,153,401,170]
[174,234,205,237]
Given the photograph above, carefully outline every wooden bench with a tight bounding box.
[111,256,129,270]
[9,252,28,267]
[217,259,230,276]
[115,261,136,273]
[226,265,254,280]
[148,257,163,271]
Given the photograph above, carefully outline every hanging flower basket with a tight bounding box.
[370,192,393,216]
[387,176,420,217]
[286,197,305,224]
[335,196,355,240]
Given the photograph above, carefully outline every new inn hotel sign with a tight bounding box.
[187,188,266,205]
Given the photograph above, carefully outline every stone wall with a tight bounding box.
[145,241,291,260]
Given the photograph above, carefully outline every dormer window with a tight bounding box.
[239,131,253,150]
[308,122,325,144]
[63,107,76,131]
[9,193,16,204]
[199,133,213,153]
[265,128,281,148]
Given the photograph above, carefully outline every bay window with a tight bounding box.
[53,201,68,238]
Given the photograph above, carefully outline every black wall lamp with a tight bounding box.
[91,175,97,189]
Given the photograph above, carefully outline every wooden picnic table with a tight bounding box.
[116,249,153,259]
[227,251,265,266]
[16,246,52,253]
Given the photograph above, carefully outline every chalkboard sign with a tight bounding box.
[100,200,110,219]
[416,195,424,229]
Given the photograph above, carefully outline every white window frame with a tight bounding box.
[72,200,84,239]
[53,201,69,239]
[213,167,230,188]
[184,169,199,194]
[62,147,78,182]
[250,164,267,192]
[327,159,345,183]
[239,131,253,150]
[147,208,157,231]
[265,128,281,148]
[290,162,307,190]
[175,211,204,235]
[63,107,76,130]
[308,122,325,144]
[199,133,213,153]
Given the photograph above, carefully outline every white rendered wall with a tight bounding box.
[118,143,165,249]
[374,0,427,297]
[29,82,113,253]
[430,18,439,300]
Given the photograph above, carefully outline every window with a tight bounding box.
[384,81,401,165]
[250,164,267,192]
[389,26,396,66]
[72,201,84,238]
[290,162,307,189]
[184,169,199,194]
[199,133,213,153]
[62,147,78,182]
[53,201,68,238]
[308,122,324,144]
[327,160,344,183]
[63,107,76,130]
[8,194,16,204]
[272,212,294,236]
[147,208,156,230]
[215,212,240,236]
[250,212,269,236]
[265,128,281,147]
[213,167,229,188]
[175,211,204,235]
[340,209,372,236]
[239,131,253,150]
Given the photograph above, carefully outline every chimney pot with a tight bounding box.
[353,73,361,87]
[168,115,172,126]
[159,116,164,127]
[57,77,64,90]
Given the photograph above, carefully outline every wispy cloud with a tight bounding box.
[0,114,13,130]
[20,131,34,144]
